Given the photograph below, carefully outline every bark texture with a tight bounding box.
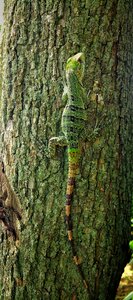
[0,1,133,299]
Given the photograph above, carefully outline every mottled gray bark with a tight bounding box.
[0,38,2,102]
[0,1,133,299]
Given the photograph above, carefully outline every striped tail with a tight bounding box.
[65,147,88,290]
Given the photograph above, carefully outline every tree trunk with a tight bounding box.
[0,1,133,299]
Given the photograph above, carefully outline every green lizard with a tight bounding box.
[49,53,91,293]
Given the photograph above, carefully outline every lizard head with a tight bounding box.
[66,52,85,83]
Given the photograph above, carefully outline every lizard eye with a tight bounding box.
[78,58,83,64]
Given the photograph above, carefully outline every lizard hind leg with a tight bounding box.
[48,136,67,158]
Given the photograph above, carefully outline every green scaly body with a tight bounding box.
[49,53,90,293]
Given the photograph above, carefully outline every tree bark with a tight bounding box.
[0,1,133,299]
